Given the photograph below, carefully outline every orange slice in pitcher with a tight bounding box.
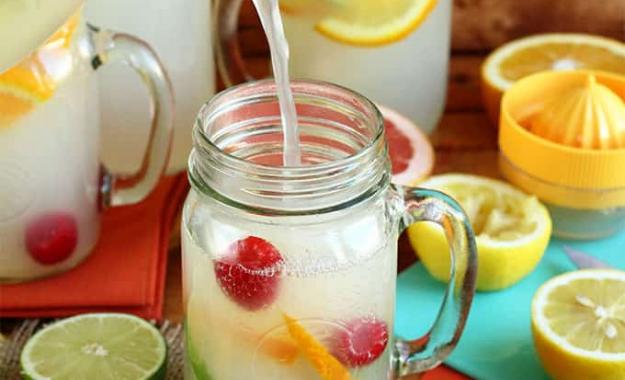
[0,14,79,127]
[281,0,439,46]
[282,313,352,380]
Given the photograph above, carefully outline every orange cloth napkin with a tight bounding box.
[0,174,189,321]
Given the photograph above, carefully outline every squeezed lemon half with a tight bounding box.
[408,174,552,291]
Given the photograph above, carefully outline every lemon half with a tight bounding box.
[408,174,552,291]
[481,33,625,124]
[532,269,625,380]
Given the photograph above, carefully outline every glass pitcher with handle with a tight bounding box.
[214,0,452,133]
[0,6,173,282]
[86,0,215,174]
[182,79,476,379]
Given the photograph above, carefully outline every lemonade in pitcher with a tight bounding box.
[0,3,173,282]
[0,14,100,280]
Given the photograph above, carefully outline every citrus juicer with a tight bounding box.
[499,70,625,239]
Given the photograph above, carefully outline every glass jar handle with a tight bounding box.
[214,0,257,86]
[393,185,478,377]
[89,26,174,208]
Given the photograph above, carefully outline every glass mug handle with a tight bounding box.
[89,25,175,208]
[393,185,478,377]
[214,0,257,86]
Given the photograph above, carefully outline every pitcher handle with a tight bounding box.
[89,25,175,208]
[393,185,478,377]
[214,0,257,86]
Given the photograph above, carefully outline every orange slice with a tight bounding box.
[281,0,439,46]
[282,313,352,380]
[0,13,79,127]
[481,34,625,125]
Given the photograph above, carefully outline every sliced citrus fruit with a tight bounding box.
[407,174,551,291]
[281,0,439,46]
[21,313,167,380]
[380,105,434,186]
[532,269,625,380]
[0,13,78,127]
[481,34,625,125]
[282,313,352,380]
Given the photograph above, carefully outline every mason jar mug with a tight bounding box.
[182,80,477,379]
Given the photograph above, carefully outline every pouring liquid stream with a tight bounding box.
[251,0,302,167]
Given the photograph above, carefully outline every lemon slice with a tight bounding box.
[0,13,78,127]
[481,33,625,124]
[407,174,552,291]
[532,269,625,380]
[281,0,439,46]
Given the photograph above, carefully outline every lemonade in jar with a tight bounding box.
[182,79,477,379]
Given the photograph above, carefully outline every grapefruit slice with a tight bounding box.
[379,105,434,186]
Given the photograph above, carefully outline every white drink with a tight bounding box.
[183,191,396,379]
[86,0,215,174]
[0,21,100,281]
[282,0,452,132]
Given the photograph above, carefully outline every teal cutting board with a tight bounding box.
[395,231,625,380]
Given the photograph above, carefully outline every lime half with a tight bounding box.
[21,313,166,380]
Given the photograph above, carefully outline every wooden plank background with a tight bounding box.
[236,0,625,58]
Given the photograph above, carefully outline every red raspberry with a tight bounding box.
[331,316,389,367]
[214,236,283,311]
[26,212,78,265]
